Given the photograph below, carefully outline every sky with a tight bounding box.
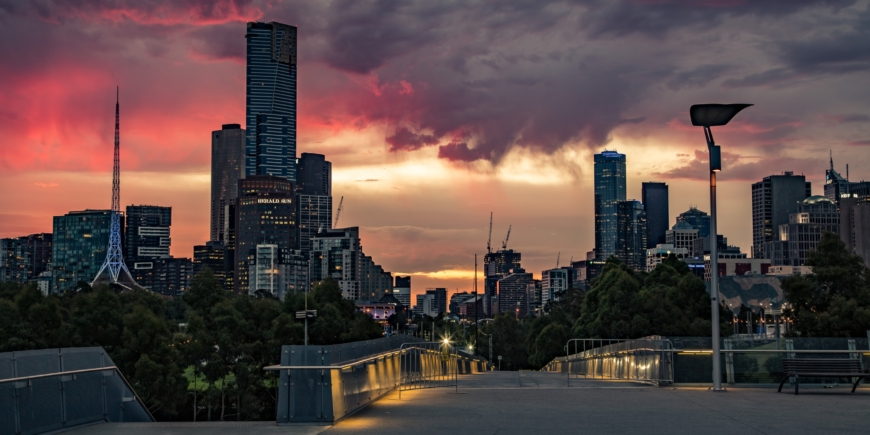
[1,0,869,298]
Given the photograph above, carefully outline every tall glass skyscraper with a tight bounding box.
[594,150,626,260]
[642,182,668,248]
[245,22,297,181]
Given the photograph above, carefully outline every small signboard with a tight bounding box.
[295,310,317,319]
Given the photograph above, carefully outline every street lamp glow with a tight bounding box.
[689,103,752,392]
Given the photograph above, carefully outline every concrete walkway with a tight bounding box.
[68,372,869,435]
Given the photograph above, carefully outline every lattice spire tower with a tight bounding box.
[92,87,136,289]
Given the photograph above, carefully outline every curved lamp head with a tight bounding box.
[690,104,753,127]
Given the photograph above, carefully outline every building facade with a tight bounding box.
[839,198,870,267]
[497,272,533,316]
[675,207,711,238]
[52,210,113,292]
[393,276,411,308]
[246,21,297,181]
[541,267,573,308]
[296,153,332,255]
[310,227,361,300]
[763,196,840,266]
[0,233,52,284]
[594,150,627,260]
[360,255,393,301]
[645,244,690,272]
[666,221,699,253]
[641,182,668,248]
[211,124,246,243]
[234,175,297,293]
[825,156,870,207]
[193,241,231,290]
[425,288,448,315]
[751,172,811,259]
[151,257,193,298]
[247,244,308,299]
[616,200,647,271]
[124,205,171,289]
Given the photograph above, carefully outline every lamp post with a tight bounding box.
[689,103,752,392]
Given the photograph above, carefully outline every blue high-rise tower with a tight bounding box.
[245,21,297,181]
[594,150,626,260]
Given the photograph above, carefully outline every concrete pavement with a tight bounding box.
[67,371,869,435]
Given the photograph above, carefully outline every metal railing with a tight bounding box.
[546,338,674,386]
[265,336,489,424]
[544,336,870,388]
[0,348,154,435]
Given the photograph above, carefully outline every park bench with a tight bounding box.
[778,358,870,395]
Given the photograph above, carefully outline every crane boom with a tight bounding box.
[487,212,493,254]
[502,225,511,250]
[334,196,344,228]
[556,252,560,268]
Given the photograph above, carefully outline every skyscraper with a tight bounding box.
[125,205,171,289]
[245,22,297,181]
[233,175,296,293]
[839,198,870,268]
[211,124,246,242]
[762,196,839,266]
[616,200,648,271]
[641,182,668,248]
[0,233,52,284]
[310,227,362,300]
[594,150,626,260]
[825,155,870,208]
[751,172,811,259]
[676,207,711,238]
[296,153,333,255]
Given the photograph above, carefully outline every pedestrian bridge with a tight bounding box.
[3,336,869,435]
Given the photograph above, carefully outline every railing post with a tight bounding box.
[724,339,734,384]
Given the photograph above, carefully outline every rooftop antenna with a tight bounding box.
[847,164,849,181]
[486,212,493,254]
[830,150,834,172]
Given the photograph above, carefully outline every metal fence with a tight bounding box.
[544,336,870,388]
[267,336,489,424]
[0,347,153,435]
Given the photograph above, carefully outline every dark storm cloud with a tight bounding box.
[0,0,261,24]
[385,127,439,152]
[654,150,822,182]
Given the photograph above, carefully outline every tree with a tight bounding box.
[782,232,870,337]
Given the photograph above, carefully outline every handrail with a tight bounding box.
[0,364,156,422]
[264,343,489,372]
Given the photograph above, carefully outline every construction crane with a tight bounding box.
[556,252,560,268]
[334,196,344,228]
[502,225,511,250]
[486,212,493,254]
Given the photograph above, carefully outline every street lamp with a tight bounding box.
[689,103,752,392]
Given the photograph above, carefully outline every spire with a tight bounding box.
[93,87,137,290]
[830,150,834,172]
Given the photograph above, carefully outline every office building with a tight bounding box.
[246,21,297,181]
[234,175,296,293]
[825,155,870,207]
[296,153,333,255]
[310,227,362,300]
[124,205,172,289]
[497,271,533,316]
[645,244,690,272]
[248,244,308,299]
[839,198,870,267]
[414,293,436,318]
[483,248,521,301]
[616,200,647,271]
[458,295,486,319]
[703,254,770,281]
[763,196,840,266]
[425,288,448,315]
[449,292,475,316]
[211,124,246,243]
[527,279,543,316]
[642,182,669,248]
[541,267,573,308]
[0,233,52,284]
[360,254,393,300]
[594,150,627,260]
[52,210,113,292]
[675,207,711,238]
[193,241,231,289]
[393,276,411,308]
[666,221,699,253]
[151,257,193,298]
[751,172,811,259]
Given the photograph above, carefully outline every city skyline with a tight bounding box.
[2,1,870,293]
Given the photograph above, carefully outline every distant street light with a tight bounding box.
[690,103,752,392]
